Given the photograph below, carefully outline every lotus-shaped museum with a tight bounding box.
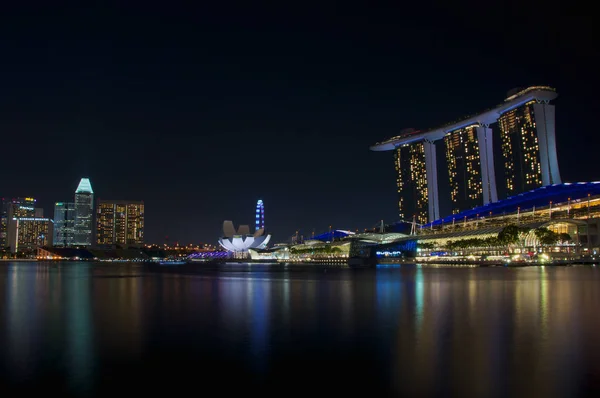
[218,221,271,252]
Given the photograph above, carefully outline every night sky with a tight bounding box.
[1,2,598,245]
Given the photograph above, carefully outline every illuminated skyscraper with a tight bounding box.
[53,202,75,247]
[8,197,36,218]
[1,197,36,250]
[73,178,94,246]
[0,199,7,250]
[372,86,558,222]
[96,200,144,246]
[394,142,430,224]
[444,127,483,214]
[498,98,560,196]
[8,217,53,253]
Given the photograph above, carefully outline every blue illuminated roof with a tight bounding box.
[425,182,600,228]
[75,178,94,194]
[309,230,355,241]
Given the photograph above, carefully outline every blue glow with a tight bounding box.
[423,182,600,228]
[376,263,401,268]
[255,200,265,231]
[375,240,417,256]
[310,230,353,241]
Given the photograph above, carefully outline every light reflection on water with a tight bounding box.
[1,262,600,396]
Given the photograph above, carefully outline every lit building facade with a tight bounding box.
[96,200,144,246]
[53,202,75,247]
[8,217,53,253]
[444,126,483,214]
[8,197,36,218]
[1,197,36,250]
[394,142,429,224]
[371,86,559,223]
[0,199,10,250]
[73,178,94,246]
[497,100,559,195]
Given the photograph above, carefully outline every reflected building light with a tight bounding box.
[6,265,37,380]
[247,278,270,374]
[415,268,424,334]
[66,265,94,395]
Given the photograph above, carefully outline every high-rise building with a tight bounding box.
[8,217,53,253]
[444,126,483,214]
[53,202,75,247]
[371,86,558,222]
[1,197,36,250]
[96,200,144,246]
[0,199,10,250]
[73,178,94,247]
[394,142,429,224]
[497,99,559,196]
[8,197,36,218]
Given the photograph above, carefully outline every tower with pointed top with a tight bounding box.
[73,178,94,246]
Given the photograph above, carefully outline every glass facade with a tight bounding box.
[53,202,75,247]
[444,127,483,214]
[74,178,94,246]
[96,200,144,246]
[394,143,429,225]
[498,101,543,196]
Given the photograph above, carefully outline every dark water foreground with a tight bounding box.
[1,262,600,397]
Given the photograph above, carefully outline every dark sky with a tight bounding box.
[1,1,598,245]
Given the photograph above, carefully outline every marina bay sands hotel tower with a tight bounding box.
[371,86,561,224]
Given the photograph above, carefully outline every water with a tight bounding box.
[1,261,600,397]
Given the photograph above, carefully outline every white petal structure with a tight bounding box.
[218,221,271,253]
[256,234,271,249]
[219,239,237,251]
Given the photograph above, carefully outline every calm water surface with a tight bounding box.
[1,261,600,397]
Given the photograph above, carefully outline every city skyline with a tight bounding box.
[1,3,598,244]
[2,4,600,397]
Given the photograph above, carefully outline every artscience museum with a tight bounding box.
[217,200,271,256]
[218,221,271,253]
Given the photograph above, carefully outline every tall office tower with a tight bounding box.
[0,198,9,250]
[8,197,36,218]
[444,127,483,214]
[53,202,75,247]
[8,217,53,253]
[394,142,429,224]
[96,200,144,246]
[73,178,94,246]
[1,197,36,249]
